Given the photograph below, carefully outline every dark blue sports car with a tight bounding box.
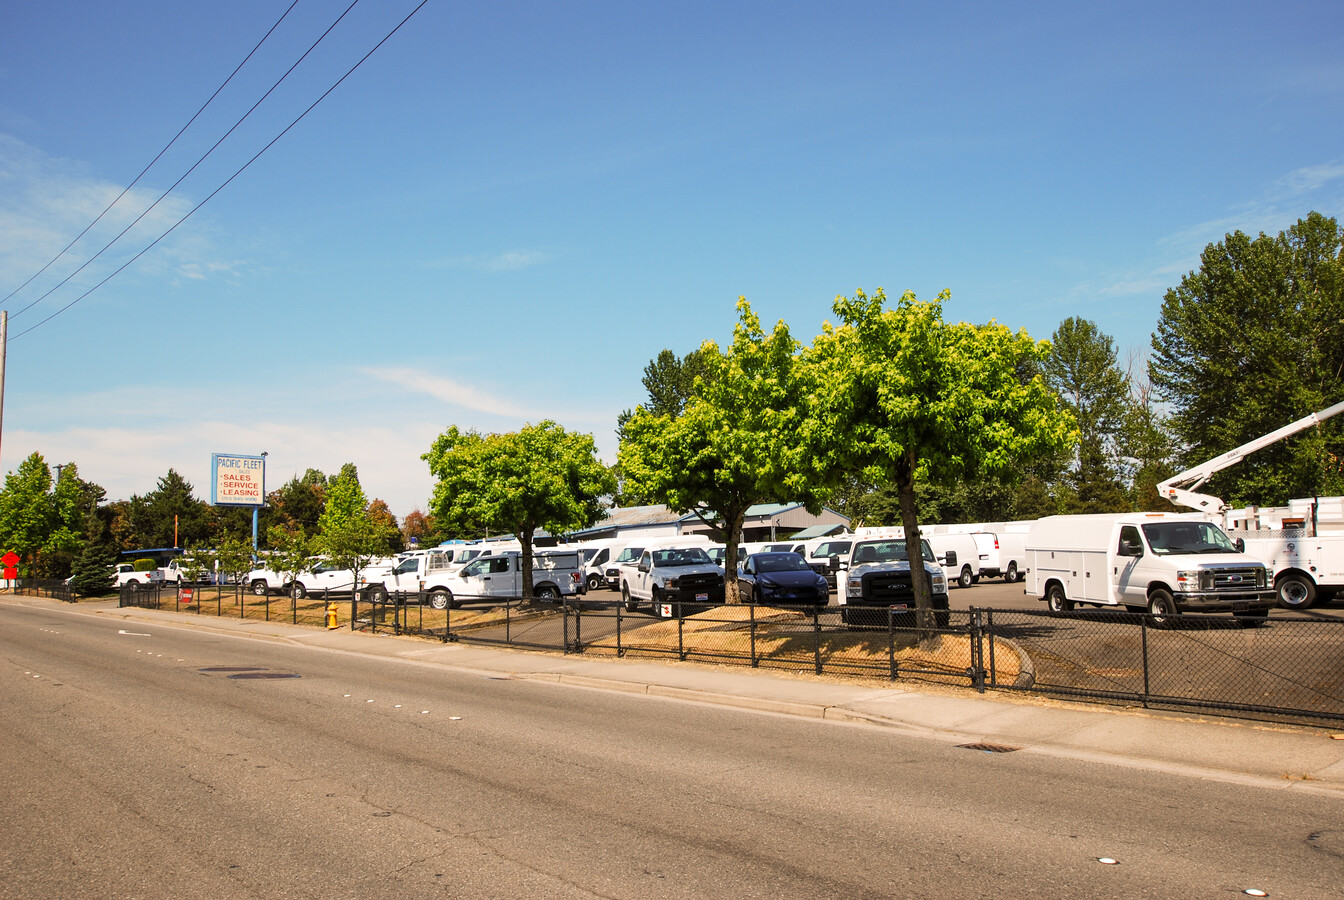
[738,552,830,606]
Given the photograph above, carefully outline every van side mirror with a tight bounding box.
[944,550,958,567]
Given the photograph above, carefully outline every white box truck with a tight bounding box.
[1025,513,1274,623]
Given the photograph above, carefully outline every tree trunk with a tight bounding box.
[722,507,748,604]
[894,452,937,635]
[519,526,535,605]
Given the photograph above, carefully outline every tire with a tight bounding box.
[622,583,638,612]
[1004,562,1019,583]
[742,585,754,604]
[1276,573,1317,610]
[651,586,665,617]
[124,580,139,593]
[957,566,974,589]
[428,589,451,611]
[1147,589,1178,628]
[1045,583,1073,613]
[290,582,307,600]
[366,585,388,603]
[970,574,981,585]
[250,580,269,597]
[586,573,602,592]
[535,584,560,602]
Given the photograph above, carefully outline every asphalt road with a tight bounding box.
[4,601,1343,899]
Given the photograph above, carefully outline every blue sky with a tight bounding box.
[1,1,1341,517]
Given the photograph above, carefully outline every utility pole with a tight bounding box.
[0,311,7,470]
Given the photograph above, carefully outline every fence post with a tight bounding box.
[443,591,451,643]
[349,594,355,631]
[987,609,997,689]
[292,594,297,625]
[750,603,757,668]
[506,598,512,643]
[813,605,822,675]
[971,608,985,693]
[574,603,583,654]
[678,602,685,661]
[616,596,624,657]
[888,606,897,681]
[1141,616,1151,709]
[563,599,571,654]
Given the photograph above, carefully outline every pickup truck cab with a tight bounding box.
[621,544,726,617]
[1026,512,1274,623]
[840,535,950,627]
[386,549,586,609]
[114,563,164,591]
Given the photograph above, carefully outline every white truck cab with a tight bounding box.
[1026,513,1274,622]
[840,535,950,627]
[621,540,726,617]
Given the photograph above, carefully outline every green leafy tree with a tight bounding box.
[367,499,404,553]
[0,453,56,576]
[809,288,1075,629]
[315,466,382,594]
[424,421,615,602]
[619,299,823,603]
[68,514,117,597]
[1151,212,1344,507]
[1044,318,1131,514]
[215,535,255,589]
[266,470,327,537]
[266,525,314,597]
[616,346,721,503]
[178,544,217,585]
[40,464,106,579]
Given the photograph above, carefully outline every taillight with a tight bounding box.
[994,537,1000,549]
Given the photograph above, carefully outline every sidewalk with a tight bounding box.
[51,597,1344,797]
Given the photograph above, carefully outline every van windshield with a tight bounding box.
[614,547,643,564]
[1142,522,1239,555]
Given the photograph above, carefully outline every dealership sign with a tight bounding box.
[210,453,265,507]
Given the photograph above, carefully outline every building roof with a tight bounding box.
[789,523,850,539]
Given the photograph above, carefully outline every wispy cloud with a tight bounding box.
[427,249,554,272]
[1278,160,1344,196]
[361,366,547,419]
[0,133,235,299]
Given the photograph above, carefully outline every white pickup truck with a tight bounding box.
[114,563,164,591]
[370,549,585,609]
[620,544,726,617]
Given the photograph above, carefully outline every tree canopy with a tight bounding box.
[809,288,1075,625]
[1151,212,1344,506]
[424,421,614,600]
[619,298,823,602]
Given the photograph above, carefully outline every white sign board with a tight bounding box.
[210,453,265,507]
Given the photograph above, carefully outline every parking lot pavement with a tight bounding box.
[37,595,1344,797]
[951,576,1344,618]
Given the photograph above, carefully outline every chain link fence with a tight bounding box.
[113,585,1344,727]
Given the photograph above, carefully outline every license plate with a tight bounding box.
[696,592,709,602]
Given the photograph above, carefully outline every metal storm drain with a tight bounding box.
[956,742,1020,753]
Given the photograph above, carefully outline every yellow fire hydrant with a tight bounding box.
[325,601,339,630]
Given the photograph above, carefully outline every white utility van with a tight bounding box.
[923,533,980,588]
[1025,513,1274,622]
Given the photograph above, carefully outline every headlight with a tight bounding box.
[666,577,679,589]
[932,572,947,592]
[1174,570,1207,592]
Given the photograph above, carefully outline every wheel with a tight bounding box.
[428,589,451,610]
[1045,583,1073,613]
[957,566,974,589]
[1276,573,1317,610]
[622,583,638,612]
[586,573,602,591]
[970,574,981,585]
[124,580,139,593]
[290,582,307,600]
[651,586,665,616]
[743,585,754,604]
[1147,589,1177,627]
[1004,562,1019,583]
[250,580,269,596]
[535,584,560,602]
[366,585,388,603]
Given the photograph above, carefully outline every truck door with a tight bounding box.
[1111,525,1145,606]
[479,556,515,598]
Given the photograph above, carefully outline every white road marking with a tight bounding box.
[118,630,151,637]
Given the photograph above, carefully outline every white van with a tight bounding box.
[1025,512,1274,622]
[806,536,855,589]
[923,533,980,588]
[571,539,629,591]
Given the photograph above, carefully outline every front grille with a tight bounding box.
[1209,567,1265,591]
[862,572,914,603]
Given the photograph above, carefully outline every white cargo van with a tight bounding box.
[923,533,979,588]
[1026,513,1274,622]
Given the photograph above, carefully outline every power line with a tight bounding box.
[8,0,362,322]
[0,0,303,309]
[10,0,433,342]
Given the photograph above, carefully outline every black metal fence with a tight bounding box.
[115,584,1344,728]
[10,577,75,603]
